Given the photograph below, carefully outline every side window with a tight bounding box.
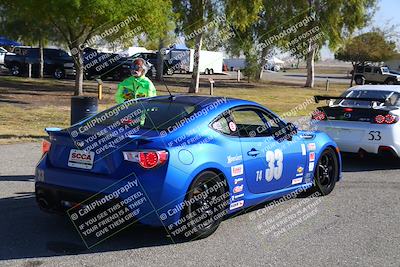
[356,66,363,73]
[211,116,231,135]
[259,111,285,136]
[373,68,380,74]
[148,53,157,60]
[230,109,268,137]
[364,67,372,73]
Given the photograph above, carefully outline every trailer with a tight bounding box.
[223,58,246,71]
[165,48,223,75]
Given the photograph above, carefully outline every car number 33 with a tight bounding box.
[256,149,284,182]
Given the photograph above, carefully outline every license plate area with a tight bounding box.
[68,149,95,169]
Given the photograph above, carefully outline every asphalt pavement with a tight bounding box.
[0,142,399,267]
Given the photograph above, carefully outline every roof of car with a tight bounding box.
[147,94,253,108]
[349,85,400,92]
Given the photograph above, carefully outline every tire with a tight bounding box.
[204,68,210,75]
[180,171,228,240]
[209,68,214,75]
[166,68,173,75]
[10,64,21,76]
[53,68,65,79]
[385,78,395,85]
[313,147,339,196]
[354,76,364,85]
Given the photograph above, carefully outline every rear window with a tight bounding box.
[336,90,400,107]
[76,100,198,134]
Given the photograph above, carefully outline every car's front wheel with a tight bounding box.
[314,147,339,196]
[53,68,65,79]
[180,171,228,240]
[10,64,21,76]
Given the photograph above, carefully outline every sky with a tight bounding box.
[321,0,399,59]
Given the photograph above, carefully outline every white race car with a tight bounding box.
[312,85,400,157]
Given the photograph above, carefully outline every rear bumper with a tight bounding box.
[35,154,189,227]
[314,121,400,156]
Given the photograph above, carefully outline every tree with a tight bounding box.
[335,31,397,85]
[173,0,218,93]
[3,0,172,95]
[285,0,377,88]
[225,0,295,81]
[0,0,57,78]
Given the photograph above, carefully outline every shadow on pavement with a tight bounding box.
[341,153,400,172]
[0,178,176,261]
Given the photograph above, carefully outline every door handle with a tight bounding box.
[247,148,260,157]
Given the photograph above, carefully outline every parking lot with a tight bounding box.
[1,142,399,266]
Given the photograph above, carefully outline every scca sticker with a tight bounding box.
[231,164,244,177]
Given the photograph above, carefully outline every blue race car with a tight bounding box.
[35,95,341,242]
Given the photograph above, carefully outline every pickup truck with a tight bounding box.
[84,48,158,80]
[354,65,400,85]
[4,47,75,79]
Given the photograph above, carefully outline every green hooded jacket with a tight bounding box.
[115,76,157,104]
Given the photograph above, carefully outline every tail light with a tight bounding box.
[311,110,326,121]
[123,150,168,169]
[373,114,398,124]
[42,139,51,154]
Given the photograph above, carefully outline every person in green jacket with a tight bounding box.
[115,58,157,104]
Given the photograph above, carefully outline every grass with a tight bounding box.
[0,78,347,144]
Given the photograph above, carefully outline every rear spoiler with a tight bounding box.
[314,95,387,104]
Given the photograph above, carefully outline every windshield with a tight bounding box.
[72,100,198,134]
[381,67,390,73]
[335,90,400,107]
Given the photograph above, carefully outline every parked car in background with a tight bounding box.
[4,47,74,79]
[0,47,15,66]
[313,85,400,157]
[83,48,132,81]
[353,65,400,85]
[131,51,180,76]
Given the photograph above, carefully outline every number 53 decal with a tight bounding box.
[368,131,381,141]
[256,149,284,182]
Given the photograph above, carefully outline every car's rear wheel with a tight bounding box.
[354,76,365,85]
[385,78,396,85]
[180,171,228,240]
[313,148,338,196]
